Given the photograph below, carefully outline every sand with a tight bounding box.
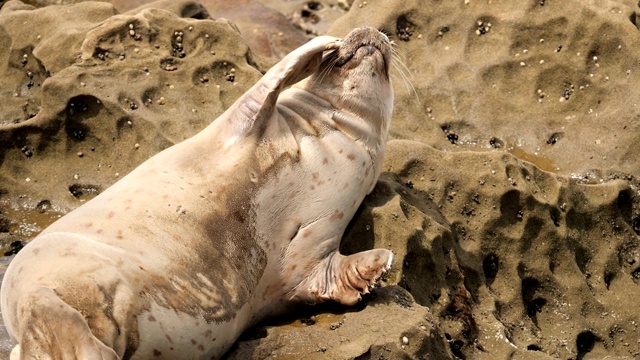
[0,0,639,359]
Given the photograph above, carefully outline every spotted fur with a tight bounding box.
[1,27,394,360]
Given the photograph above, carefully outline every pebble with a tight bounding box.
[77,152,84,158]
[402,336,409,345]
[134,143,140,149]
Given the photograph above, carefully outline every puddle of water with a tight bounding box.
[0,206,64,241]
[508,147,558,173]
[282,311,346,329]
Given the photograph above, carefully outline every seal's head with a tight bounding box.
[299,27,394,143]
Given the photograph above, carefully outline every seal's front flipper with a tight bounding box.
[291,249,393,306]
[221,35,341,143]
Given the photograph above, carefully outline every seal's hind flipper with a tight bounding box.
[291,249,393,306]
[10,287,119,360]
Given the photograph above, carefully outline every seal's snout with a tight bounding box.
[334,27,391,74]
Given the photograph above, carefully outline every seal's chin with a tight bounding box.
[330,27,391,77]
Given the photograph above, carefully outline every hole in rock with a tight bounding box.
[576,331,597,358]
[527,344,542,351]
[482,253,499,284]
[68,184,100,200]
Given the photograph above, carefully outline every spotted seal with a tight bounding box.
[1,26,394,359]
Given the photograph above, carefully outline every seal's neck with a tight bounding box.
[281,87,390,153]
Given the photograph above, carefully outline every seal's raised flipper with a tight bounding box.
[291,249,394,306]
[10,287,119,360]
[221,35,341,142]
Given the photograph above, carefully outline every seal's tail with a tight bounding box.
[8,286,119,360]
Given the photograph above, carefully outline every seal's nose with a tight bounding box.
[364,45,376,55]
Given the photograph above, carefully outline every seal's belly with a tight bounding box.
[253,129,375,254]
[133,302,249,360]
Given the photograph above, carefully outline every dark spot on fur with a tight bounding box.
[347,154,356,161]
[148,315,156,322]
[116,229,124,240]
[191,339,197,345]
[323,158,328,165]
[153,349,161,357]
[329,210,344,220]
[107,211,115,219]
[165,334,173,343]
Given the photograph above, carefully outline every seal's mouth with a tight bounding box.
[329,27,391,76]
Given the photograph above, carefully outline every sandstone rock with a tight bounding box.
[0,1,639,359]
[329,0,640,180]
[225,286,451,359]
[0,0,263,244]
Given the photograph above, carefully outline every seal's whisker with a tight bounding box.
[315,55,339,86]
[391,56,419,103]
[390,48,412,75]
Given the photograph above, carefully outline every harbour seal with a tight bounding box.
[0,26,394,359]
